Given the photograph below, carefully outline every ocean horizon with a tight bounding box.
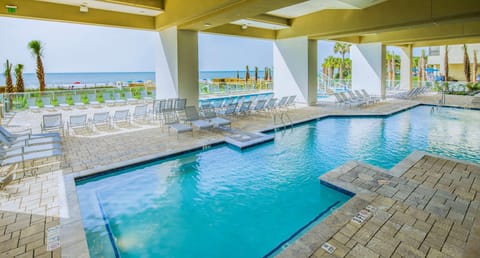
[0,71,268,89]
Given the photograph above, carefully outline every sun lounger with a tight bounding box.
[276,96,289,110]
[67,114,89,135]
[285,95,296,108]
[132,104,148,122]
[124,91,138,104]
[174,98,187,111]
[87,93,100,106]
[219,103,237,117]
[340,92,365,107]
[90,112,110,130]
[250,99,267,114]
[1,147,62,169]
[114,93,126,105]
[111,110,130,127]
[360,89,381,103]
[72,95,85,107]
[41,96,55,110]
[0,126,60,147]
[27,98,39,111]
[56,95,71,109]
[41,113,64,135]
[140,90,153,103]
[184,106,213,130]
[103,92,115,106]
[237,101,252,116]
[202,109,231,128]
[163,111,193,138]
[356,90,378,103]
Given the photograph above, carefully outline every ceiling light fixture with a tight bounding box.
[5,4,17,14]
[204,23,212,27]
[241,24,248,30]
[80,4,88,13]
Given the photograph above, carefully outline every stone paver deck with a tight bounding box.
[279,152,480,258]
[1,95,478,257]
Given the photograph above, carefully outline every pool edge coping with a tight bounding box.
[59,101,478,257]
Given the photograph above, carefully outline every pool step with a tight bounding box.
[224,130,274,149]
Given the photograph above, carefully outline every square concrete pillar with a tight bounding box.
[351,43,386,98]
[273,36,318,105]
[400,45,412,90]
[155,27,199,106]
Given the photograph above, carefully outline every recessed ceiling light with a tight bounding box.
[204,23,212,27]
[241,24,248,30]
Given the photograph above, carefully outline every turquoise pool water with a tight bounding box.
[76,106,480,257]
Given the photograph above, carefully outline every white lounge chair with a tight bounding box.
[103,92,115,106]
[184,106,213,130]
[0,126,60,146]
[90,112,110,131]
[41,96,55,110]
[132,105,148,122]
[72,95,85,107]
[41,113,64,135]
[56,95,71,109]
[27,98,39,111]
[67,114,89,135]
[202,109,231,128]
[111,110,130,127]
[114,93,126,105]
[87,93,100,106]
[163,111,193,138]
[124,91,138,104]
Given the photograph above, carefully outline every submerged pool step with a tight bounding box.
[224,130,274,149]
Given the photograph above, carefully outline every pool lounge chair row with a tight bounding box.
[163,106,232,138]
[391,87,427,99]
[334,90,380,108]
[25,90,155,110]
[201,95,296,117]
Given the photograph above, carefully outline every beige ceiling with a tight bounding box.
[37,0,163,16]
[267,0,387,18]
[1,0,479,47]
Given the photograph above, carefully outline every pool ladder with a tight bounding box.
[272,110,293,132]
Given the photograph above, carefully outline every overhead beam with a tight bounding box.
[100,0,163,10]
[360,20,480,45]
[410,37,480,48]
[155,0,306,31]
[278,0,480,40]
[203,24,276,40]
[0,0,155,30]
[249,14,290,27]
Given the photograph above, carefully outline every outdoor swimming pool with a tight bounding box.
[76,106,480,257]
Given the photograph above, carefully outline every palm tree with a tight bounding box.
[28,40,46,91]
[245,65,250,81]
[472,50,477,83]
[463,44,471,82]
[325,56,336,80]
[254,66,258,83]
[334,42,351,80]
[419,49,427,82]
[4,60,14,94]
[444,45,449,91]
[15,64,25,93]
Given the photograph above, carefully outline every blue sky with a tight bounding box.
[0,16,422,73]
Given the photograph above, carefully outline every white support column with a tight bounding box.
[351,43,387,98]
[273,36,317,105]
[400,45,412,90]
[155,26,199,106]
